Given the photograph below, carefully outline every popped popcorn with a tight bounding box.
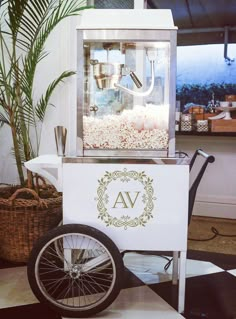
[83,104,169,150]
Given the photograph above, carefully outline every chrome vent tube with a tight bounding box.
[115,60,155,97]
[114,48,157,97]
[130,71,142,88]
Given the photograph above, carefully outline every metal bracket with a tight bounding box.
[224,26,235,65]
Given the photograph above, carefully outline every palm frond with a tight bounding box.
[16,102,36,126]
[0,110,10,125]
[5,56,35,126]
[0,1,7,7]
[10,139,28,164]
[7,0,28,41]
[16,0,53,49]
[0,0,90,185]
[35,70,75,121]
[23,0,89,97]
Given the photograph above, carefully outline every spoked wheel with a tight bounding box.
[27,224,124,318]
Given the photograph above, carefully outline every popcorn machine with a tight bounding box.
[25,9,190,319]
[76,9,177,158]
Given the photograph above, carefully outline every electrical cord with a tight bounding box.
[188,226,236,241]
[175,152,236,242]
[164,257,173,271]
[121,225,236,272]
[164,226,236,271]
[175,151,189,158]
[122,250,173,272]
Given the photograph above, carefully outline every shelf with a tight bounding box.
[175,131,236,137]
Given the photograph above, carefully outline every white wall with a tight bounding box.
[176,135,236,219]
[0,15,80,184]
[0,126,18,184]
[176,44,236,219]
[37,16,79,157]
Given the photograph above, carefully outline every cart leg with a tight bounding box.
[178,250,186,314]
[172,251,179,285]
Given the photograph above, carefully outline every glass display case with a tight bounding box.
[76,9,177,157]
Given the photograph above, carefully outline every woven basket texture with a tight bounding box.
[0,186,62,263]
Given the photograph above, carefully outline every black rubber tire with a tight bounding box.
[27,224,124,318]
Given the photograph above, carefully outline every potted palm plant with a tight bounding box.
[0,0,90,263]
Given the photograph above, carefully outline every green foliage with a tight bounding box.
[176,83,236,110]
[0,0,90,186]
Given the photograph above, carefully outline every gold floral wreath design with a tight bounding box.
[95,168,156,230]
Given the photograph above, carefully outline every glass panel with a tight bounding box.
[83,41,170,151]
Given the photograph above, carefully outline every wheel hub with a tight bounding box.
[69,265,81,279]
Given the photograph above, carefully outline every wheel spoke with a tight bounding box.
[28,225,123,317]
[44,273,70,295]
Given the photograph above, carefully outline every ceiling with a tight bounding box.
[147,0,236,46]
[1,0,234,46]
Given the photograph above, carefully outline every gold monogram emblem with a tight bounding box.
[95,169,156,229]
[112,191,141,209]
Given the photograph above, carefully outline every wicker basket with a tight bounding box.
[0,186,62,263]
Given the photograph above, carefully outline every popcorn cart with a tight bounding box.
[25,9,189,318]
